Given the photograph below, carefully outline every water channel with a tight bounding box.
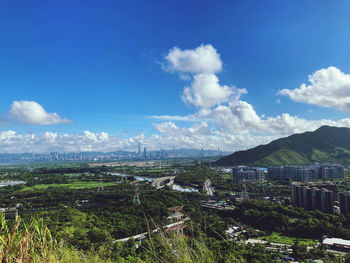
[0,180,25,187]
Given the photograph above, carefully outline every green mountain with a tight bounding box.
[215,125,350,167]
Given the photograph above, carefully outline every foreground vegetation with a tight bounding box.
[0,213,109,263]
[0,211,279,263]
[1,163,350,262]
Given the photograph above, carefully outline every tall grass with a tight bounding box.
[0,211,231,263]
[0,213,284,263]
[145,231,216,263]
[139,219,246,263]
[0,213,109,263]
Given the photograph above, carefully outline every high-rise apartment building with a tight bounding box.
[339,192,350,215]
[268,164,344,181]
[232,166,265,182]
[291,182,335,214]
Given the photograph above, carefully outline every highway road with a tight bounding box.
[151,176,175,189]
[204,179,214,196]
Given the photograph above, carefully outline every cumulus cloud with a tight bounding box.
[0,127,228,153]
[164,45,222,74]
[164,44,246,108]
[182,73,247,108]
[200,100,350,136]
[0,120,281,153]
[9,101,71,125]
[279,66,350,112]
[0,130,131,153]
[160,45,350,149]
[2,46,350,154]
[1,111,350,153]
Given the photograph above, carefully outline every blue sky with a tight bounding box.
[1,0,350,153]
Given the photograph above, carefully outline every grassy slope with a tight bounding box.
[215,126,350,166]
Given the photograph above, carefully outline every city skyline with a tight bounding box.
[1,1,350,153]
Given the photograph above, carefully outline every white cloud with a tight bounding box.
[181,73,247,108]
[199,100,350,136]
[1,110,350,154]
[164,44,222,74]
[150,114,200,122]
[0,127,218,153]
[2,46,350,154]
[279,66,350,112]
[0,130,127,153]
[9,101,71,125]
[160,46,350,150]
[164,44,246,108]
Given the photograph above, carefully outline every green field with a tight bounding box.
[21,181,117,191]
[62,173,86,177]
[258,232,317,246]
[219,173,232,179]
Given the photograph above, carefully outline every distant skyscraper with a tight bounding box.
[144,147,147,160]
[138,142,141,157]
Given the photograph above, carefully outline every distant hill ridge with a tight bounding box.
[215,126,350,167]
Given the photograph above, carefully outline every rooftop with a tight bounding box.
[323,238,350,247]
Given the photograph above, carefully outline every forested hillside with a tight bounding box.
[215,126,350,166]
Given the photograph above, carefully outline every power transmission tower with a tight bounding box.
[167,206,186,234]
[133,185,141,205]
[240,179,249,200]
[97,173,104,192]
[168,206,184,223]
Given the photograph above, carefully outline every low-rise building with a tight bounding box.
[323,237,350,251]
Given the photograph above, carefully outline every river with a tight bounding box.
[110,172,198,193]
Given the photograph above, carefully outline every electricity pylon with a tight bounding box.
[133,185,141,205]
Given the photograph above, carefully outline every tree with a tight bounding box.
[292,240,307,260]
[87,228,111,246]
